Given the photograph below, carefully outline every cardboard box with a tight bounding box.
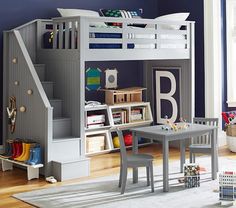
[226,125,236,136]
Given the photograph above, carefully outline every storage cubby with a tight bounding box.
[108,102,153,129]
[110,129,152,151]
[85,104,111,131]
[84,102,153,155]
[85,130,112,155]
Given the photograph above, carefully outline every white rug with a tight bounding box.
[13,157,236,208]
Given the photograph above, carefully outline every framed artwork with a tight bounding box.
[105,68,118,89]
[86,68,101,91]
[153,67,182,124]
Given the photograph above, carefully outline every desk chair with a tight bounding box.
[116,129,154,194]
[189,117,219,170]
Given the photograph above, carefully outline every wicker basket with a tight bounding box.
[226,125,236,137]
[226,136,236,153]
[226,125,236,153]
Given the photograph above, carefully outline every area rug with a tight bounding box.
[13,157,236,208]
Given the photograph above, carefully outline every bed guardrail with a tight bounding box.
[51,16,193,51]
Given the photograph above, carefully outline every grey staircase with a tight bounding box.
[34,64,72,139]
[41,81,54,99]
[34,64,46,81]
[34,64,88,182]
[50,99,63,118]
[53,118,72,138]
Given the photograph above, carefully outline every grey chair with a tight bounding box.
[189,117,219,169]
[116,129,154,194]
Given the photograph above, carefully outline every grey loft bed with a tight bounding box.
[3,16,195,179]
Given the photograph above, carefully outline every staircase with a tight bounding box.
[33,63,90,181]
[34,64,72,139]
[5,27,90,181]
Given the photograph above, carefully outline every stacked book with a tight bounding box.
[130,107,146,122]
[112,109,128,125]
[87,114,105,129]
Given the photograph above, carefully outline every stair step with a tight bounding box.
[41,81,54,99]
[50,99,63,118]
[53,118,72,138]
[34,64,45,81]
[51,137,81,162]
[52,158,90,181]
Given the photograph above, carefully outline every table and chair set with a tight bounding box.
[116,117,219,194]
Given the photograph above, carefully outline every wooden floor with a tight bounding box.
[0,144,235,208]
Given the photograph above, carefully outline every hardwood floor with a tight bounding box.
[0,144,235,208]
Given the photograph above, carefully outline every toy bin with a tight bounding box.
[226,125,236,153]
[184,163,200,188]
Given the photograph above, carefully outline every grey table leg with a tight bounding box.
[180,139,186,173]
[132,131,138,183]
[211,129,217,180]
[163,138,169,192]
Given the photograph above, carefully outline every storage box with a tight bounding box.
[102,87,146,105]
[219,171,236,201]
[184,163,200,188]
[86,135,105,153]
[52,158,90,181]
[226,125,236,136]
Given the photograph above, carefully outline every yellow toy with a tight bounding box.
[113,136,120,148]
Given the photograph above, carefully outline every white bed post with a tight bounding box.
[204,0,225,145]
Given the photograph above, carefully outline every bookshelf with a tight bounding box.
[108,102,153,129]
[85,130,112,156]
[84,102,153,155]
[84,104,111,131]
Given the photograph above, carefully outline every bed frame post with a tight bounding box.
[2,31,10,153]
[190,22,195,120]
[79,17,86,158]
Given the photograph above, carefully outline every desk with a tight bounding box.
[131,124,218,192]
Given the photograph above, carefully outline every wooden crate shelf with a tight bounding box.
[102,87,146,105]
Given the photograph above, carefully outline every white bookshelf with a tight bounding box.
[84,104,111,131]
[85,130,112,156]
[84,102,153,155]
[108,102,153,128]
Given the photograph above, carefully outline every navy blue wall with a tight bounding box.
[158,0,205,117]
[0,0,158,145]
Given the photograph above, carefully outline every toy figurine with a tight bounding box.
[162,116,189,131]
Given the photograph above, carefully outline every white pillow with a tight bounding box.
[57,8,107,27]
[147,13,190,30]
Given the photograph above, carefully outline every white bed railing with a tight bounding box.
[51,16,193,51]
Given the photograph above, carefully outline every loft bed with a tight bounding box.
[3,16,195,180]
[39,16,195,61]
